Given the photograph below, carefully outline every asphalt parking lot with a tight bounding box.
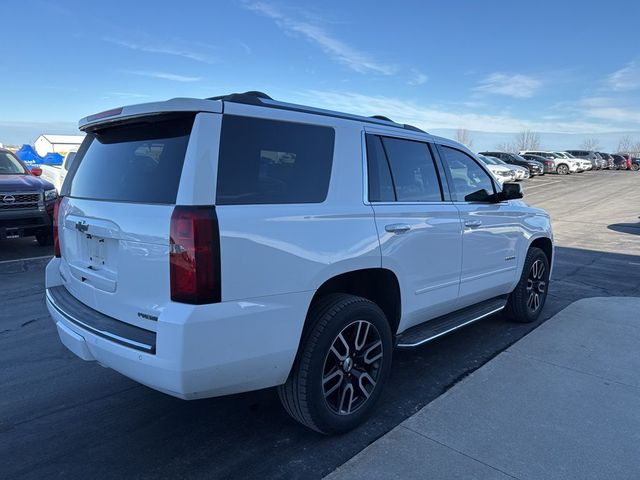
[1,170,639,479]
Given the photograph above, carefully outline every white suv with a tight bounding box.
[46,92,553,434]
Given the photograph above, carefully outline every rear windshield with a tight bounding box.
[68,115,194,204]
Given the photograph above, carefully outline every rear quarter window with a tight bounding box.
[68,115,194,204]
[216,116,335,205]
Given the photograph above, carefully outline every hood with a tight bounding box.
[0,174,54,192]
[488,165,512,173]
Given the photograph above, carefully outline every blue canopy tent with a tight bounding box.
[15,144,64,167]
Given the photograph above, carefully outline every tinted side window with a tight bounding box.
[440,146,495,202]
[381,137,442,202]
[216,116,335,205]
[366,134,394,202]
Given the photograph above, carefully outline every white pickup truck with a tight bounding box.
[40,149,77,192]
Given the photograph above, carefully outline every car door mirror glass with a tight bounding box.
[500,182,523,200]
[464,189,494,202]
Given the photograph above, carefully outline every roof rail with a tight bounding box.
[403,124,425,133]
[370,115,393,122]
[207,91,272,106]
[207,92,428,134]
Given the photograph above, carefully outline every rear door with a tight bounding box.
[366,132,463,331]
[437,144,521,306]
[59,113,197,328]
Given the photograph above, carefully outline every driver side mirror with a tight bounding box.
[464,189,498,203]
[31,167,42,177]
[499,182,523,200]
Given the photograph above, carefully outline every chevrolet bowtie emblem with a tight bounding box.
[75,221,89,233]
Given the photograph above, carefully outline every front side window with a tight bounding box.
[0,151,27,174]
[216,116,334,205]
[440,146,495,202]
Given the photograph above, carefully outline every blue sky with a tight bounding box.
[1,0,639,150]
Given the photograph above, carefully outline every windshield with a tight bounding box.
[0,151,27,174]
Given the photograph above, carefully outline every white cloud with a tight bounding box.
[474,73,542,98]
[124,70,202,82]
[243,2,396,75]
[104,37,216,64]
[408,72,428,86]
[292,90,629,134]
[607,59,640,91]
[577,97,640,124]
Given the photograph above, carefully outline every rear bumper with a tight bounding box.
[0,208,51,239]
[45,258,311,400]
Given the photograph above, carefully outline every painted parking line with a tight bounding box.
[0,255,53,265]
[523,180,563,190]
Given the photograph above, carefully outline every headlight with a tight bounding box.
[44,189,58,202]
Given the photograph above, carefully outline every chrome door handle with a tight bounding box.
[464,220,483,228]
[385,223,411,234]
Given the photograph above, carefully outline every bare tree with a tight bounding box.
[455,129,473,149]
[580,137,601,151]
[617,135,633,153]
[513,130,540,151]
[632,141,640,157]
[494,141,516,152]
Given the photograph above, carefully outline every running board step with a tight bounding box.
[396,296,508,348]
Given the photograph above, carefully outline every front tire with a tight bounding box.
[278,294,393,434]
[504,247,550,323]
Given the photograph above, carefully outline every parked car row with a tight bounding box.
[476,149,639,183]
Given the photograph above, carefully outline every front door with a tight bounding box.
[437,145,520,307]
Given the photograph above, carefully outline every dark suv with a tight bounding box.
[565,150,600,170]
[0,148,57,245]
[611,154,628,170]
[478,151,544,176]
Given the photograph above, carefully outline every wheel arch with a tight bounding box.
[304,268,402,337]
[530,236,553,266]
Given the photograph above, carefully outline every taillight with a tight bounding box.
[53,197,63,257]
[170,206,221,304]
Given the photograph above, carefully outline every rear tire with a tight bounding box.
[632,163,639,171]
[556,164,569,175]
[278,294,393,434]
[504,247,549,323]
[36,231,53,246]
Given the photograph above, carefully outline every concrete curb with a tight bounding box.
[326,297,640,479]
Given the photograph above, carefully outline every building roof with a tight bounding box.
[37,134,85,145]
